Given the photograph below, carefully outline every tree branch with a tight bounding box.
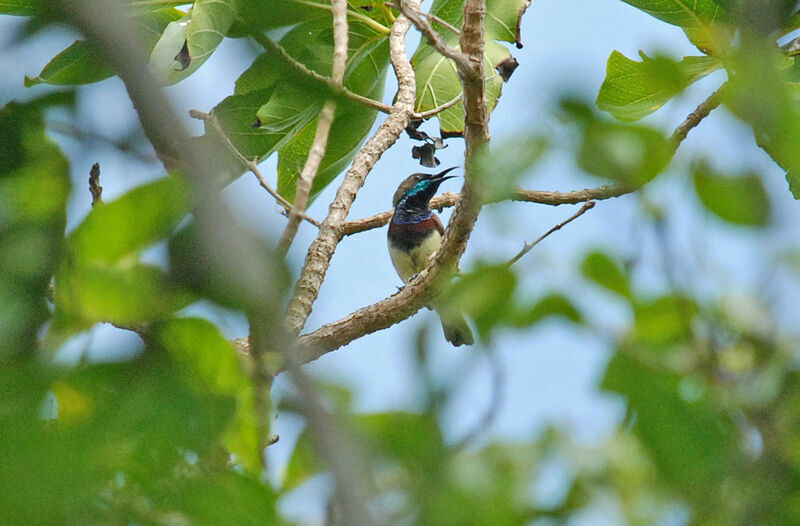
[188,109,320,228]
[251,33,394,115]
[276,0,349,256]
[281,0,421,338]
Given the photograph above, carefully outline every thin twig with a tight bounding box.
[425,11,460,35]
[505,200,595,267]
[188,109,321,228]
[669,83,725,148]
[89,162,103,207]
[276,0,349,256]
[415,93,463,119]
[250,33,394,115]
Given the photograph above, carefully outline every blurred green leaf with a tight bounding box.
[439,264,516,336]
[156,318,261,474]
[68,176,192,265]
[24,8,184,87]
[578,119,672,186]
[168,219,291,315]
[693,164,771,226]
[0,0,38,15]
[357,412,446,469]
[580,250,631,299]
[284,430,326,490]
[149,0,237,85]
[620,0,732,54]
[0,101,69,355]
[511,293,583,327]
[597,51,722,122]
[724,35,800,199]
[602,352,736,497]
[55,263,193,328]
[633,294,697,347]
[473,135,548,202]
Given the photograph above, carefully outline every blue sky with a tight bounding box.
[3,1,800,523]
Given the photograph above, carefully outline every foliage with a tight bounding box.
[1,0,800,525]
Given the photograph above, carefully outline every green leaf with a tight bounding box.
[439,264,516,336]
[602,352,736,496]
[597,51,722,122]
[203,16,390,192]
[156,318,261,474]
[511,293,583,327]
[277,21,389,201]
[620,0,732,54]
[149,0,237,85]
[580,250,631,299]
[0,101,70,355]
[693,164,771,226]
[67,176,192,266]
[633,294,697,347]
[24,8,184,87]
[54,263,192,328]
[0,0,38,15]
[724,35,800,200]
[578,120,672,186]
[411,0,530,135]
[168,219,291,315]
[284,430,326,489]
[473,134,548,202]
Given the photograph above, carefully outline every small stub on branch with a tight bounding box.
[89,162,103,207]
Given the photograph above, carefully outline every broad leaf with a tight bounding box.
[67,176,192,266]
[633,294,698,347]
[411,0,530,135]
[619,0,731,54]
[439,264,516,336]
[597,51,722,122]
[578,120,672,186]
[156,318,261,474]
[24,8,184,87]
[150,0,237,85]
[693,164,771,226]
[0,0,37,15]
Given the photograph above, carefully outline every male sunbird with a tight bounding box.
[387,167,474,346]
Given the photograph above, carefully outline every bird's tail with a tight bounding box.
[436,308,474,347]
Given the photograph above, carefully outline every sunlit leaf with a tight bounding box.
[619,0,732,54]
[284,430,326,489]
[597,51,722,122]
[0,0,38,15]
[24,8,184,87]
[149,0,237,85]
[510,293,583,327]
[693,164,771,226]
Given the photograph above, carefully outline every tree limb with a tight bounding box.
[281,0,421,338]
[276,0,349,256]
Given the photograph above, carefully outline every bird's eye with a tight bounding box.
[414,175,422,181]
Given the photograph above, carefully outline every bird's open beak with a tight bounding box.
[432,166,459,182]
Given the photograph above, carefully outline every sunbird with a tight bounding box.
[387,167,474,346]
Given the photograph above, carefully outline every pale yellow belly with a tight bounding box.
[388,230,443,283]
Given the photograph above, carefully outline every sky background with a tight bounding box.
[2,1,800,524]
